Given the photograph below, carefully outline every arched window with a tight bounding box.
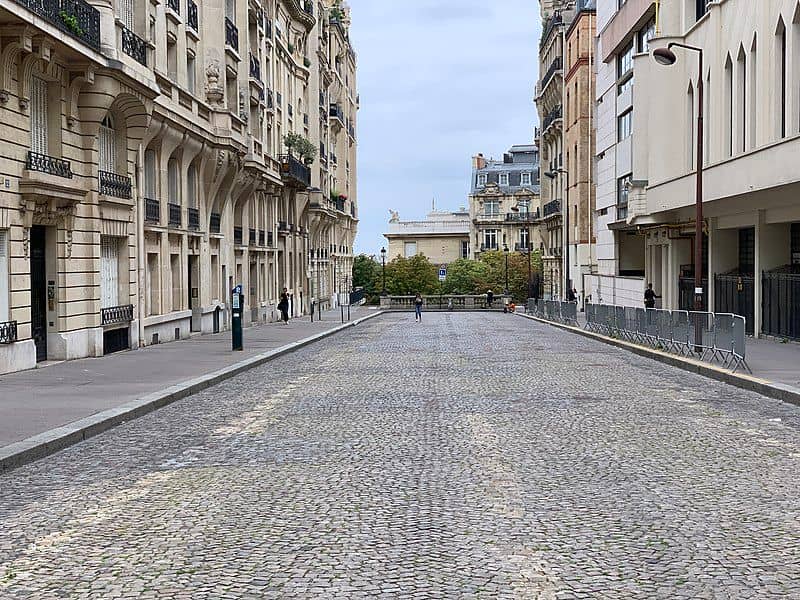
[99,115,116,173]
[749,35,758,148]
[724,54,733,157]
[736,46,747,153]
[687,82,694,168]
[776,18,787,138]
[168,157,180,205]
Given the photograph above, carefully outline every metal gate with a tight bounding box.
[30,226,47,362]
[679,277,707,311]
[714,273,754,334]
[762,270,800,340]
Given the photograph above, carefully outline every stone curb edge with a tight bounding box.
[0,311,384,474]
[515,312,800,409]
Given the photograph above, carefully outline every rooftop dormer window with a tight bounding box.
[521,172,531,186]
[477,173,487,186]
[499,172,509,186]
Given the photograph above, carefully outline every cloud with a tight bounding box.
[348,0,541,254]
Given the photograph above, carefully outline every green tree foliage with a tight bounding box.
[441,259,489,295]
[283,132,317,163]
[440,251,543,303]
[352,254,381,303]
[383,254,439,296]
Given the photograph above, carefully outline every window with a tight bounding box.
[461,240,469,259]
[187,164,197,209]
[738,228,755,274]
[521,172,531,186]
[144,149,157,198]
[737,47,746,153]
[225,0,235,19]
[696,0,711,22]
[520,228,529,249]
[724,55,733,157]
[30,76,48,154]
[484,200,499,216]
[618,110,632,141]
[483,230,498,250]
[777,21,787,138]
[477,173,487,186]
[99,115,116,173]
[518,199,530,214]
[687,84,695,168]
[791,223,800,263]
[617,175,631,219]
[499,172,509,186]
[120,0,134,29]
[637,18,655,53]
[404,241,417,258]
[187,54,196,94]
[100,237,120,309]
[168,158,180,205]
[617,41,634,95]
[0,230,7,320]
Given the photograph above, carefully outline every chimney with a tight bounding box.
[472,153,486,170]
[503,153,513,164]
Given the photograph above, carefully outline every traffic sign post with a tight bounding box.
[438,265,447,282]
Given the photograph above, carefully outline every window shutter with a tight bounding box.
[100,237,119,309]
[30,77,48,155]
[120,0,135,30]
[99,117,116,173]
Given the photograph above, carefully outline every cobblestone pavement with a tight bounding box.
[2,313,800,599]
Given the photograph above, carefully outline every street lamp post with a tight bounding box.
[545,168,569,299]
[503,243,509,296]
[380,246,387,295]
[653,43,705,314]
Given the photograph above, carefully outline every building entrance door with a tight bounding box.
[30,225,47,362]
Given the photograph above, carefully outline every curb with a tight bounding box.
[0,311,384,474]
[516,312,800,408]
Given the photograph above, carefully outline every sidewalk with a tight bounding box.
[0,307,372,449]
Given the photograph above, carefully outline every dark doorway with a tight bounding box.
[213,306,221,334]
[30,226,47,362]
[103,327,130,355]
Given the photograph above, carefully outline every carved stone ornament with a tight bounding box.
[205,60,224,105]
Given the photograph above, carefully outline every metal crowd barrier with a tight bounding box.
[584,303,750,373]
[527,299,579,327]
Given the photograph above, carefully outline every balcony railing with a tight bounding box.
[26,151,72,178]
[542,105,563,133]
[99,171,132,199]
[515,243,533,252]
[479,244,499,252]
[14,0,101,52]
[329,103,344,121]
[617,202,629,220]
[187,0,198,31]
[121,25,147,66]
[505,210,540,222]
[168,202,182,227]
[476,212,502,221]
[145,198,160,223]
[188,207,200,230]
[101,304,133,326]
[210,212,221,234]
[279,154,311,188]
[540,56,563,90]
[249,52,261,80]
[543,199,562,217]
[0,320,17,344]
[259,230,266,246]
[249,228,257,245]
[225,17,239,51]
[234,226,243,245]
[540,13,562,49]
[166,0,179,14]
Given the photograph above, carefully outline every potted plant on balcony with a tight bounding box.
[283,132,317,165]
[59,10,84,36]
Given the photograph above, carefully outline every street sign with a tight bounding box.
[438,265,447,282]
[233,284,242,295]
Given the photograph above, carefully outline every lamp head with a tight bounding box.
[653,46,677,66]
[380,246,386,256]
[544,171,557,179]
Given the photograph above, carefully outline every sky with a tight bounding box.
[348,0,542,255]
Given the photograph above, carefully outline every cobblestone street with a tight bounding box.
[2,313,800,599]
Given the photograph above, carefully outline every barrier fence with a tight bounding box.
[583,303,750,373]
[526,299,578,326]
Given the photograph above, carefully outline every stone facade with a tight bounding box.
[0,0,357,374]
[384,208,470,265]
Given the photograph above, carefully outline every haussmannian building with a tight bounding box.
[468,147,542,263]
[384,207,471,265]
[0,0,358,374]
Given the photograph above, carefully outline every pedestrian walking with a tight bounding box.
[644,283,661,309]
[278,288,290,324]
[414,293,423,322]
[487,289,494,308]
[566,287,577,302]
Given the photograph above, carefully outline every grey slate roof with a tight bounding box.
[470,146,540,194]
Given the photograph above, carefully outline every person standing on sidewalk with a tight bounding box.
[278,288,290,324]
[644,283,660,310]
[487,289,494,308]
[414,293,423,322]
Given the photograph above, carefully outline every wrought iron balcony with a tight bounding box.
[249,52,261,80]
[122,25,147,66]
[225,17,239,52]
[539,56,563,91]
[168,202,182,227]
[505,210,540,222]
[540,13,562,49]
[188,207,200,230]
[542,105,563,133]
[101,304,133,326]
[329,103,344,122]
[0,320,17,344]
[278,154,311,188]
[99,171,132,199]
[144,198,160,223]
[187,0,198,31]
[234,226,243,245]
[543,199,562,217]
[26,151,72,178]
[249,228,257,245]
[166,0,179,14]
[14,0,101,52]
[210,212,221,234]
[333,198,345,212]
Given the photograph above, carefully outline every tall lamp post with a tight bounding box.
[380,246,387,295]
[653,43,705,313]
[545,168,569,298]
[503,243,509,296]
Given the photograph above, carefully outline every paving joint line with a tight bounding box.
[0,311,384,473]
[515,312,800,409]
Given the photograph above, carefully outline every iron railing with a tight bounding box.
[543,199,561,217]
[540,13,562,49]
[249,52,261,80]
[234,226,243,245]
[187,0,198,31]
[540,56,563,90]
[99,171,132,199]
[762,270,800,340]
[168,202,182,228]
[187,207,200,230]
[225,17,239,51]
[101,304,133,325]
[0,320,17,344]
[278,154,311,188]
[26,151,72,178]
[506,210,540,222]
[14,0,100,52]
[714,273,755,335]
[542,105,562,132]
[144,198,160,223]
[210,212,221,234]
[121,25,147,66]
[679,276,708,311]
[617,202,628,220]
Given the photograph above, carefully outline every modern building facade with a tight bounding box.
[384,207,470,265]
[468,147,541,260]
[627,0,800,339]
[0,0,358,375]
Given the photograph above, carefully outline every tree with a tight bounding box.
[352,254,381,303]
[283,132,317,164]
[383,254,439,296]
[441,259,490,295]
[477,250,543,303]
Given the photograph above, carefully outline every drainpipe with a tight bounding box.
[136,146,145,348]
